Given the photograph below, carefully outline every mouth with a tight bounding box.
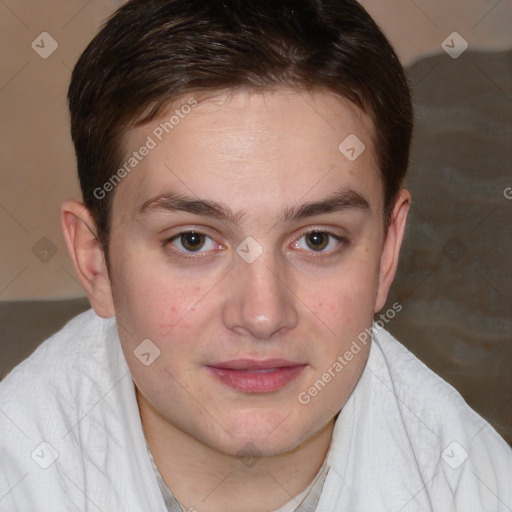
[205,359,307,393]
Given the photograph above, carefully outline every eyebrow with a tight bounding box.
[138,187,370,224]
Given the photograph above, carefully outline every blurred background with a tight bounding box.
[1,0,511,444]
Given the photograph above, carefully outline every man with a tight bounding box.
[1,0,511,510]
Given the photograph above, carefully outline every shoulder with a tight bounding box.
[0,311,162,510]
[1,309,114,394]
[371,324,490,432]
[370,324,512,507]
[0,309,120,444]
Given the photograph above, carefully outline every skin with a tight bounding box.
[61,87,410,512]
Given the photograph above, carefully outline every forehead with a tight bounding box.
[113,88,382,225]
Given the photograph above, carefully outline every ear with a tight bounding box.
[374,189,411,313]
[60,199,115,318]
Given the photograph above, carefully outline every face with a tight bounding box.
[103,88,401,457]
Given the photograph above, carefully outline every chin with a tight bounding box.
[209,408,315,458]
[212,433,304,460]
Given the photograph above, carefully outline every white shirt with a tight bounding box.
[0,309,511,511]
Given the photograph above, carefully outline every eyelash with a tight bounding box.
[163,228,349,263]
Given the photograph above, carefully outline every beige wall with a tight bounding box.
[1,0,511,300]
[361,0,512,65]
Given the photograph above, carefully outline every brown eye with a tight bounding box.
[164,229,223,262]
[291,230,346,257]
[179,231,206,251]
[305,231,329,251]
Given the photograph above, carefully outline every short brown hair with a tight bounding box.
[68,0,413,265]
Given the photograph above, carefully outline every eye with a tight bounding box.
[167,230,219,253]
[164,228,347,262]
[291,230,345,253]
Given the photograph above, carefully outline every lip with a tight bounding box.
[205,359,307,393]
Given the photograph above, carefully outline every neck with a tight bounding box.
[137,389,334,512]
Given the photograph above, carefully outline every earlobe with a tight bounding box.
[60,199,115,318]
[374,189,411,313]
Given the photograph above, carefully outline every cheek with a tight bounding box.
[110,251,209,340]
[294,256,380,372]
[125,286,208,342]
[305,260,379,322]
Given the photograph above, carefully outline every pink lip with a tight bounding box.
[205,359,306,393]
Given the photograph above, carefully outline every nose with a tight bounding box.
[222,250,299,340]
